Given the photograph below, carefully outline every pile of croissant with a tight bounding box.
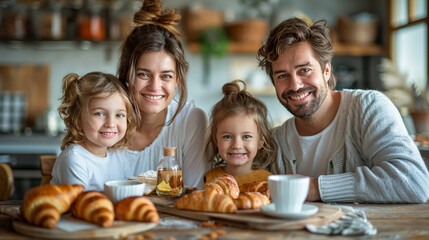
[174,174,270,213]
[21,184,159,229]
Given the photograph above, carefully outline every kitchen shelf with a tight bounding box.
[186,41,384,56]
[1,40,384,56]
[0,40,123,60]
[248,86,276,96]
[0,40,123,50]
[333,43,385,56]
[187,41,262,54]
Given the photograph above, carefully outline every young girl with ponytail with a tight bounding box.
[51,72,137,191]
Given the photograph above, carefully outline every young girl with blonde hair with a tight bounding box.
[51,72,138,191]
[205,80,278,186]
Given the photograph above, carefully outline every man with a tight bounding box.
[258,18,429,203]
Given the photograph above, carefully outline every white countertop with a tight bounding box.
[0,134,63,155]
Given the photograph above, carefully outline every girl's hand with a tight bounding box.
[289,174,321,201]
[306,177,321,202]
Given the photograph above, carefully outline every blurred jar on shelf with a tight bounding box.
[118,0,136,39]
[108,0,136,40]
[0,0,28,40]
[61,0,82,40]
[31,0,66,40]
[0,1,4,37]
[78,0,106,41]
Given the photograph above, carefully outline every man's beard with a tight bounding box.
[279,85,328,119]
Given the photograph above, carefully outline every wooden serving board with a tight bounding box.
[12,216,156,239]
[0,64,50,127]
[148,196,342,231]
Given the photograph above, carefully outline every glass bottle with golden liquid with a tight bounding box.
[156,147,184,197]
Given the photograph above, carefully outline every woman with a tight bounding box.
[117,0,209,187]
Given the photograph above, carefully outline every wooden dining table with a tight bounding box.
[0,200,428,240]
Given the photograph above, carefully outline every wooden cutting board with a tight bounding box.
[148,196,342,231]
[0,64,50,127]
[12,215,156,239]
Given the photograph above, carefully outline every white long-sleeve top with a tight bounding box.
[51,144,130,191]
[271,89,429,203]
[125,100,210,187]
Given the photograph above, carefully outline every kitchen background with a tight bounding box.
[0,0,427,200]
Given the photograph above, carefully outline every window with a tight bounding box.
[389,0,428,90]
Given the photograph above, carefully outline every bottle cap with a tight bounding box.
[163,147,176,157]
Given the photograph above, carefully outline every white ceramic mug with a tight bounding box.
[268,175,310,213]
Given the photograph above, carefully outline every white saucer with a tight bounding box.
[260,203,319,220]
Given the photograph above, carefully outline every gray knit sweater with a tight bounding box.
[271,89,429,203]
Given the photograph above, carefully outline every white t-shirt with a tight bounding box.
[125,100,210,187]
[51,144,130,191]
[287,96,343,178]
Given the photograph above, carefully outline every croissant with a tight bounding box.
[203,174,240,199]
[22,184,84,228]
[114,196,159,223]
[71,191,114,227]
[239,181,270,198]
[233,192,270,210]
[174,189,237,213]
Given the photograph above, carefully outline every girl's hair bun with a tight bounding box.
[222,80,250,101]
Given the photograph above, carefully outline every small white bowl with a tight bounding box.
[104,180,145,203]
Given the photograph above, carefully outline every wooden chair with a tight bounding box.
[0,163,14,200]
[40,155,57,186]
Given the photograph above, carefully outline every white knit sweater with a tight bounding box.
[271,89,429,203]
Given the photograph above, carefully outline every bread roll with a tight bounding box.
[114,196,159,223]
[22,184,84,228]
[233,192,270,210]
[203,174,240,199]
[239,181,270,198]
[174,189,237,213]
[71,191,114,227]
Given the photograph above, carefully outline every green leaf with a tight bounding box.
[199,28,229,58]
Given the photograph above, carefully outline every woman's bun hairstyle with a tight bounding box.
[132,0,182,37]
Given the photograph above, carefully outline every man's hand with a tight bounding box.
[306,177,321,201]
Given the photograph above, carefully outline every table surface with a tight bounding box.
[1,201,428,240]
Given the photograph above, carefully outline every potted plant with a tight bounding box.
[224,0,276,44]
